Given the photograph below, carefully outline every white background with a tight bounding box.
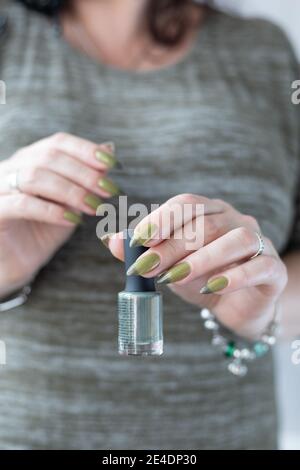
[216,0,300,450]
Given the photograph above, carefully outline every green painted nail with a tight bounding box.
[84,194,103,211]
[95,150,119,169]
[130,223,158,247]
[64,211,82,225]
[127,253,160,276]
[156,262,191,285]
[100,233,114,249]
[200,276,229,294]
[98,177,122,196]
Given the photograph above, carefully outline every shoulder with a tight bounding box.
[0,0,50,42]
[210,10,298,74]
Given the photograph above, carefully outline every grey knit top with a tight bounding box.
[0,1,299,450]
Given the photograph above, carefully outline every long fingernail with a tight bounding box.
[126,253,160,276]
[130,223,158,247]
[84,193,103,212]
[156,262,191,285]
[64,211,82,225]
[200,276,229,294]
[100,232,114,249]
[98,177,122,196]
[95,149,120,169]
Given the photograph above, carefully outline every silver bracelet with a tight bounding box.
[0,285,31,312]
[200,306,280,377]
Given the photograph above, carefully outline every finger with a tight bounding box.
[124,212,231,276]
[15,167,103,215]
[156,227,273,285]
[44,133,120,171]
[199,255,287,296]
[0,194,82,226]
[130,194,225,248]
[99,231,124,261]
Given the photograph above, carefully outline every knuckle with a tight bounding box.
[239,264,250,286]
[242,214,260,230]
[65,185,84,205]
[82,168,98,188]
[263,255,277,274]
[45,202,62,220]
[42,147,57,163]
[177,193,199,205]
[22,166,41,185]
[232,226,255,251]
[204,216,221,239]
[52,132,68,145]
[212,198,231,210]
[165,238,178,258]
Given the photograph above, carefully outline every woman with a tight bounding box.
[0,0,299,450]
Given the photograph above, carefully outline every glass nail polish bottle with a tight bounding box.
[118,229,163,356]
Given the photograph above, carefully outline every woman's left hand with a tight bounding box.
[105,194,288,339]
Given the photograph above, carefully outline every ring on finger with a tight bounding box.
[250,231,265,259]
[7,170,21,193]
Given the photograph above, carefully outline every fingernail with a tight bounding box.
[200,276,229,294]
[126,253,160,276]
[95,150,119,169]
[130,223,158,247]
[84,193,103,212]
[64,211,82,225]
[156,262,191,285]
[98,177,122,196]
[103,141,115,154]
[100,232,114,249]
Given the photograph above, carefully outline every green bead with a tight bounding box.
[254,342,269,357]
[225,341,236,358]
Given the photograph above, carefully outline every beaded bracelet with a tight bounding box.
[200,307,279,377]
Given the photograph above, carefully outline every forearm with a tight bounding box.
[281,250,300,338]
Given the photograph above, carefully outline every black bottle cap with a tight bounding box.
[123,229,156,292]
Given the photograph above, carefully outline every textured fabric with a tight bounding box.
[0,1,299,450]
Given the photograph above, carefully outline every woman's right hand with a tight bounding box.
[0,132,122,298]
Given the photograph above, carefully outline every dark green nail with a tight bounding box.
[200,276,229,294]
[98,177,122,196]
[130,223,158,247]
[64,211,82,225]
[156,262,191,285]
[84,194,103,211]
[127,253,160,276]
[95,150,119,169]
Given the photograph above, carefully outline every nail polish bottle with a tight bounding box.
[118,229,163,356]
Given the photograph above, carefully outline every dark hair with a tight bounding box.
[17,0,205,46]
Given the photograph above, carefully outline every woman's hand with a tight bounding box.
[105,194,288,340]
[0,132,121,297]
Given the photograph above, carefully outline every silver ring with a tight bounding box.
[7,171,21,193]
[250,232,265,259]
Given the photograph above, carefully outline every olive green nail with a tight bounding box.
[98,177,122,196]
[126,253,160,276]
[63,211,82,225]
[130,223,158,247]
[84,193,103,211]
[200,276,229,294]
[156,262,191,285]
[95,150,120,169]
[100,233,114,249]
